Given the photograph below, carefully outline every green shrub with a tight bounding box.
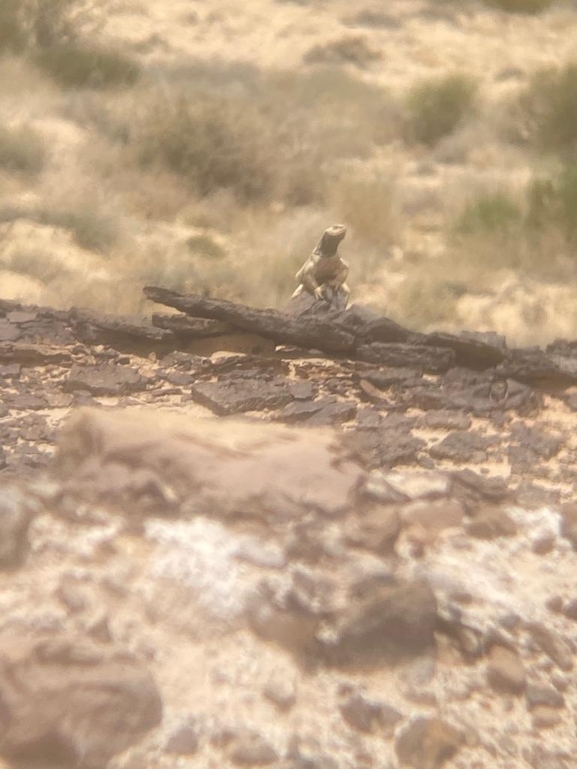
[303,36,381,68]
[186,234,226,259]
[0,124,47,175]
[519,63,577,153]
[483,0,554,12]
[135,96,274,203]
[33,42,140,89]
[0,0,26,54]
[456,192,522,234]
[527,164,577,243]
[405,73,477,146]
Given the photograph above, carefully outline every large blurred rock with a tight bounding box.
[0,636,162,767]
[55,408,365,520]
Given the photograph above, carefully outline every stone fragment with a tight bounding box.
[304,398,357,426]
[418,411,472,431]
[383,470,451,500]
[559,503,577,549]
[525,622,573,671]
[357,343,455,373]
[562,598,577,621]
[339,691,402,736]
[395,716,463,769]
[227,729,278,766]
[276,400,322,423]
[57,409,365,521]
[465,504,518,539]
[531,706,562,730]
[263,674,296,712]
[401,499,464,533]
[164,715,200,755]
[326,579,437,666]
[0,636,162,767]
[486,646,525,694]
[531,530,556,555]
[429,431,496,463]
[0,485,37,568]
[190,376,292,415]
[65,363,147,396]
[527,745,572,769]
[344,505,401,555]
[526,683,564,710]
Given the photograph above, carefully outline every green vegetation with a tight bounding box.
[135,96,274,203]
[456,192,522,234]
[33,43,140,89]
[483,0,554,12]
[405,73,477,146]
[0,1,27,54]
[519,63,577,154]
[0,124,47,176]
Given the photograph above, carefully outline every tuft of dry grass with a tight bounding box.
[303,36,381,68]
[405,73,478,147]
[134,95,274,204]
[517,62,577,154]
[483,0,555,12]
[33,42,140,89]
[330,176,401,248]
[0,124,47,176]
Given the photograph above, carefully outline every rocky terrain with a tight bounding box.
[0,292,576,769]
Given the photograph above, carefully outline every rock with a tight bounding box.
[417,411,472,431]
[0,636,162,767]
[326,578,437,666]
[401,499,464,533]
[0,485,37,568]
[486,646,525,694]
[164,715,200,755]
[395,716,463,769]
[263,675,296,712]
[559,503,577,548]
[190,376,292,415]
[525,622,573,671]
[305,398,357,426]
[562,598,577,621]
[345,430,426,470]
[226,729,278,766]
[286,733,340,769]
[65,363,147,396]
[465,504,518,539]
[531,706,562,730]
[527,745,572,769]
[381,470,451,501]
[344,505,401,555]
[531,530,556,555]
[429,431,496,463]
[57,409,365,521]
[144,286,356,354]
[424,330,506,368]
[526,683,564,710]
[56,576,89,614]
[356,343,455,373]
[339,691,402,735]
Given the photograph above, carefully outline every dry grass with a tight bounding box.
[483,0,555,11]
[405,73,478,147]
[518,62,577,154]
[0,124,47,176]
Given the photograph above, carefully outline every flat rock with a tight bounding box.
[0,485,37,568]
[526,683,564,710]
[0,636,162,767]
[344,429,426,470]
[429,431,496,463]
[486,645,526,694]
[56,409,365,521]
[339,691,402,735]
[356,343,455,373]
[326,578,437,666]
[395,716,463,769]
[465,504,518,539]
[65,363,147,396]
[190,376,292,415]
[525,622,573,671]
[226,728,278,766]
[164,715,200,755]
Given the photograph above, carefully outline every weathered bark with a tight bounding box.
[144,287,357,354]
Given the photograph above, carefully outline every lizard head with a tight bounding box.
[314,224,347,257]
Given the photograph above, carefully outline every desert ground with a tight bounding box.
[2,0,577,343]
[1,3,577,769]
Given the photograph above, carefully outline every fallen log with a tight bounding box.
[144,287,357,354]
